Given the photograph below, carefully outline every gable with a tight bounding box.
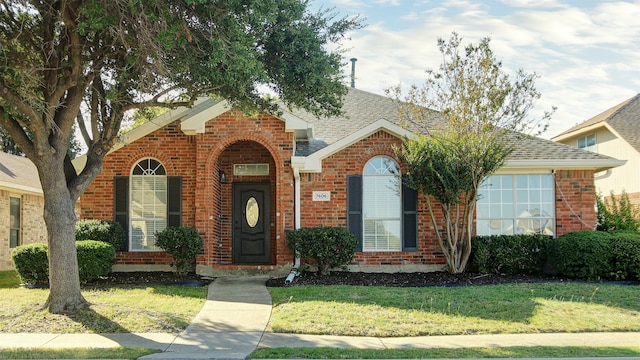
[292,119,413,172]
[553,94,640,154]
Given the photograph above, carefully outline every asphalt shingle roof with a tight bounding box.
[0,151,42,192]
[553,94,640,153]
[290,88,617,163]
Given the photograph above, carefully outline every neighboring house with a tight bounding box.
[0,152,47,270]
[75,88,623,276]
[552,94,639,206]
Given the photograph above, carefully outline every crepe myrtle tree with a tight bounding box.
[389,32,554,274]
[0,0,361,313]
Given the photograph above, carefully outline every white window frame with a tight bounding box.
[234,163,269,176]
[9,196,21,248]
[129,158,167,251]
[578,134,597,152]
[362,156,402,251]
[476,174,555,237]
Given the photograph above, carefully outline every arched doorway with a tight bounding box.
[214,140,277,265]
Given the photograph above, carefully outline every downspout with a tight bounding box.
[285,166,302,284]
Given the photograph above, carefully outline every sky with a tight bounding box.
[314,0,640,139]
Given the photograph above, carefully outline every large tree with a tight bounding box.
[0,0,361,312]
[390,32,554,273]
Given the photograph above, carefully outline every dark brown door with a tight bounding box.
[232,183,271,264]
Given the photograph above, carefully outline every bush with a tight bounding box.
[596,190,640,232]
[471,234,552,275]
[155,227,204,276]
[608,231,640,280]
[76,240,116,283]
[11,241,116,285]
[11,243,49,285]
[549,230,614,280]
[75,219,125,251]
[286,226,357,274]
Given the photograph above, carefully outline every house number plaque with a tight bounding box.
[312,191,331,201]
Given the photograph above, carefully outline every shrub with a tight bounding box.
[286,226,357,275]
[155,227,204,276]
[608,231,640,280]
[11,243,49,285]
[76,240,116,283]
[549,230,614,280]
[11,241,116,285]
[596,190,640,232]
[75,219,125,251]
[471,234,552,275]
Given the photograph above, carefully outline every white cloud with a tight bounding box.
[329,0,639,138]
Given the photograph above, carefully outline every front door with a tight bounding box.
[232,183,271,264]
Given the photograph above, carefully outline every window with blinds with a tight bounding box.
[130,159,167,251]
[362,156,402,251]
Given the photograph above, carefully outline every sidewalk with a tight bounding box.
[0,276,639,359]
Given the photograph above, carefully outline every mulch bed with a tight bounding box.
[83,271,211,288]
[85,270,636,288]
[265,271,569,287]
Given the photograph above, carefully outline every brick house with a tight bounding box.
[0,152,47,270]
[75,88,623,276]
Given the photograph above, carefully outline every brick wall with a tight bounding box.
[298,130,446,267]
[80,121,198,266]
[554,170,597,234]
[80,111,296,269]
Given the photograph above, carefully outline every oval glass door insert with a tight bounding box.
[246,197,259,228]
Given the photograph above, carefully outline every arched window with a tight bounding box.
[362,156,401,251]
[130,158,167,251]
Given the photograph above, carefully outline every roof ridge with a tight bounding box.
[552,93,640,139]
[606,93,640,124]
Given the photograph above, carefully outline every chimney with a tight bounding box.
[350,58,357,88]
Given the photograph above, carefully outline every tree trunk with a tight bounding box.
[40,161,88,313]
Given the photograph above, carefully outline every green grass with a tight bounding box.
[0,271,20,288]
[250,346,640,359]
[268,283,640,336]
[0,271,207,333]
[0,347,157,359]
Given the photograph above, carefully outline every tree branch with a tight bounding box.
[0,106,35,159]
[0,80,41,124]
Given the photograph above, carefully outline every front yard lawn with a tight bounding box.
[0,271,207,333]
[267,282,640,336]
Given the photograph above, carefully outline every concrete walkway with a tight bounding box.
[1,276,639,359]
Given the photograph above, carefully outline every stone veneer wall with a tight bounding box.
[0,191,47,270]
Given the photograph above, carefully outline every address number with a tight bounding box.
[312,191,331,201]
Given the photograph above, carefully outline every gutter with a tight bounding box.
[285,166,302,284]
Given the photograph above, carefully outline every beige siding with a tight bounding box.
[557,128,640,198]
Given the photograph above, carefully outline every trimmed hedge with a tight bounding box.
[471,234,552,275]
[76,240,116,283]
[75,219,125,251]
[286,226,357,274]
[11,241,116,285]
[11,243,49,285]
[549,230,614,281]
[608,231,640,280]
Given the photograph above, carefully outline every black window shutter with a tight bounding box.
[167,176,182,227]
[114,176,129,251]
[347,175,363,252]
[402,177,418,251]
